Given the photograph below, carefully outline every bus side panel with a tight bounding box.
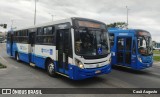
[15,43,30,63]
[34,56,46,69]
[18,52,30,63]
[34,45,56,69]
[130,55,138,69]
[111,50,117,65]
[110,33,118,66]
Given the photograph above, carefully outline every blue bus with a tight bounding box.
[109,28,153,70]
[6,17,111,80]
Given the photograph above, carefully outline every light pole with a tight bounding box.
[11,19,14,29]
[49,13,55,22]
[34,0,38,25]
[10,20,17,34]
[126,6,129,28]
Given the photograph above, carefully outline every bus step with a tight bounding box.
[30,63,36,67]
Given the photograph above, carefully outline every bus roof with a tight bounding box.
[14,18,72,31]
[108,28,149,34]
[13,17,106,31]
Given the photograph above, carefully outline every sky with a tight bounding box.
[0,0,160,42]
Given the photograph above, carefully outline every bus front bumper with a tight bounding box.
[70,64,111,80]
[137,61,153,70]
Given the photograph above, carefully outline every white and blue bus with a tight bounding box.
[7,17,111,80]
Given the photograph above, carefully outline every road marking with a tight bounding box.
[0,55,19,69]
[150,72,160,76]
[0,56,8,63]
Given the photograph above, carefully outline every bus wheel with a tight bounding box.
[47,60,56,77]
[16,52,20,61]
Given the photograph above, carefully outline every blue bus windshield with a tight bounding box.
[137,36,153,55]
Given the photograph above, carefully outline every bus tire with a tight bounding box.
[46,60,56,77]
[16,52,20,61]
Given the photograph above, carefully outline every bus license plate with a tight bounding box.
[95,70,101,74]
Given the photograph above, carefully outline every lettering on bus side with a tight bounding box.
[57,23,71,29]
[20,46,27,51]
[41,48,53,55]
[119,33,128,36]
[58,24,67,29]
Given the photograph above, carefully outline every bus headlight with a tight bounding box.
[138,56,142,63]
[75,59,84,69]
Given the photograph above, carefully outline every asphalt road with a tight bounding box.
[0,43,160,97]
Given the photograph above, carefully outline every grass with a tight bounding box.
[0,62,7,69]
[153,56,160,62]
[153,50,160,54]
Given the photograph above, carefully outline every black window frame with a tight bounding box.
[13,30,29,44]
[36,26,55,45]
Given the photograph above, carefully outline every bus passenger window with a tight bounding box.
[36,26,55,45]
[44,26,53,35]
[126,38,132,51]
[37,28,43,35]
[118,38,124,50]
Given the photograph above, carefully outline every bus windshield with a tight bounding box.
[137,36,153,55]
[75,28,109,57]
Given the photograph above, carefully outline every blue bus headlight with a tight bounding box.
[75,59,84,69]
[138,56,142,63]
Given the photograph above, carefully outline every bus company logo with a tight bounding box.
[2,89,11,94]
[41,48,53,55]
[20,46,27,50]
[1,89,42,95]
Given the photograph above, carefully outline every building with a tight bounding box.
[153,41,160,49]
[0,32,6,42]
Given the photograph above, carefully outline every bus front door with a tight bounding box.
[117,37,132,66]
[56,29,69,74]
[29,32,36,64]
[7,33,13,56]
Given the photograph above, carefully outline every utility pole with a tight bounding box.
[126,6,129,29]
[11,20,14,29]
[49,13,55,22]
[34,0,38,25]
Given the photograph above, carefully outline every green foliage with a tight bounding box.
[153,50,160,54]
[154,56,160,62]
[0,63,7,69]
[107,22,127,29]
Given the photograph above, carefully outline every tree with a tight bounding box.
[107,22,127,29]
